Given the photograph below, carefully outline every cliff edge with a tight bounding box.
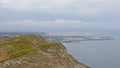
[0,35,89,68]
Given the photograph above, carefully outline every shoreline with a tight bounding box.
[61,39,114,43]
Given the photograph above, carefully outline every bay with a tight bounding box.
[63,35,120,68]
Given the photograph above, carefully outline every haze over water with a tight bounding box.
[63,32,120,68]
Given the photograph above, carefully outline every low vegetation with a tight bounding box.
[0,35,65,62]
[0,35,89,68]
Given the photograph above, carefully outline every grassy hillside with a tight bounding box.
[0,35,89,68]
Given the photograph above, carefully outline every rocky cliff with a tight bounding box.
[0,35,89,68]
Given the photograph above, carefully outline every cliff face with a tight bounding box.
[0,35,89,68]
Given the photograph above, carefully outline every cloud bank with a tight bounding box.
[0,20,119,32]
[0,0,120,32]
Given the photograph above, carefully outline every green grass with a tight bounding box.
[0,35,39,61]
[8,46,37,59]
[0,35,64,62]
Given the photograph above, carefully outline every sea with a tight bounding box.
[63,32,120,68]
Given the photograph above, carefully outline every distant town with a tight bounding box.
[44,32,114,43]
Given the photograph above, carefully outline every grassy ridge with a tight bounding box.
[0,35,65,62]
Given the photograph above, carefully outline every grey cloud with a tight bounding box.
[0,0,106,16]
[0,0,120,32]
[0,0,119,19]
[0,20,119,31]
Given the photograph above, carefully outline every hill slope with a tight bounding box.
[0,35,89,68]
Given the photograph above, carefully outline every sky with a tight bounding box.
[0,0,120,32]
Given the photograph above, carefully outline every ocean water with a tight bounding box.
[63,34,120,68]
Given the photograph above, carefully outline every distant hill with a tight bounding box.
[0,35,89,68]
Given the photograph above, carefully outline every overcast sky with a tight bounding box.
[0,0,120,32]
